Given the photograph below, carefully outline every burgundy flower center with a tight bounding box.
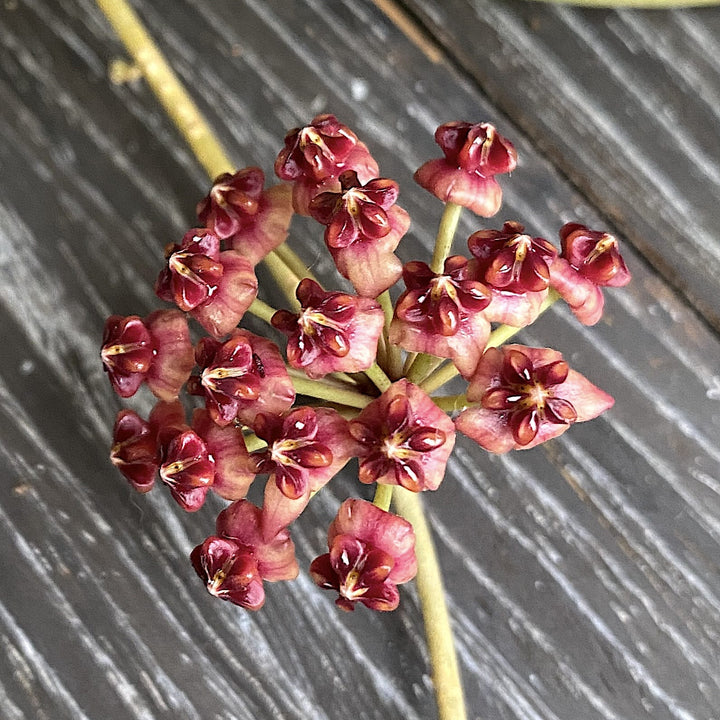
[481,350,577,445]
[469,222,557,293]
[101,318,154,375]
[352,396,447,491]
[297,308,352,357]
[160,430,214,489]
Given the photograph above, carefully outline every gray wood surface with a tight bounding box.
[1,1,719,719]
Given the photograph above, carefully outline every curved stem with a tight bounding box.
[364,362,393,393]
[377,290,403,379]
[392,489,466,720]
[248,298,278,325]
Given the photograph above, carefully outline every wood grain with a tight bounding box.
[1,1,719,718]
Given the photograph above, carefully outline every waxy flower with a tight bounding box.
[309,170,409,297]
[468,221,556,327]
[110,409,159,493]
[310,498,417,611]
[414,121,517,216]
[191,499,299,610]
[390,256,492,378]
[188,329,295,427]
[258,408,357,540]
[271,279,384,378]
[550,223,632,326]
[159,427,215,511]
[197,167,294,266]
[101,309,194,400]
[192,409,255,501]
[455,345,614,453]
[156,228,258,339]
[275,114,379,215]
[350,379,456,492]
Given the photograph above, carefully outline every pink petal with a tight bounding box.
[144,309,194,401]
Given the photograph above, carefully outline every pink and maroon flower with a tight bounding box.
[350,379,456,492]
[101,309,194,401]
[191,499,299,610]
[455,344,615,453]
[308,170,409,297]
[155,228,258,339]
[309,498,417,612]
[549,223,632,326]
[274,114,379,215]
[196,167,294,266]
[188,329,295,427]
[414,121,517,217]
[390,256,492,378]
[467,221,556,327]
[110,409,159,493]
[192,408,256,501]
[258,408,357,540]
[271,279,384,378]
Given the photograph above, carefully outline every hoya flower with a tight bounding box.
[414,121,517,217]
[350,379,456,492]
[156,228,258,339]
[114,400,215,511]
[110,409,159,493]
[197,167,294,266]
[308,170,409,297]
[390,256,492,378]
[455,345,615,453]
[258,409,356,539]
[549,223,632,326]
[191,499,299,610]
[274,114,379,215]
[192,408,256,501]
[467,221,556,327]
[188,329,295,427]
[101,309,194,401]
[271,279,384,378]
[309,498,417,611]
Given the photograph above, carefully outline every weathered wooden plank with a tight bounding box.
[402,0,720,334]
[0,1,719,719]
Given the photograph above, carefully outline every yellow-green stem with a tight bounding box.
[377,290,403,379]
[364,362,393,392]
[275,243,319,284]
[432,394,468,413]
[372,483,393,512]
[248,298,278,325]
[262,251,302,310]
[430,202,463,274]
[242,432,267,453]
[406,352,442,385]
[290,374,374,410]
[393,488,466,720]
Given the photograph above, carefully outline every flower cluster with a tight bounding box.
[101,115,630,612]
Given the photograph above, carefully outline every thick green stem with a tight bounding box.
[364,362,393,392]
[430,202,463,274]
[242,432,267,453]
[275,243,319,284]
[262,252,302,310]
[289,373,374,409]
[393,489,466,720]
[406,353,442,385]
[372,484,393,512]
[248,298,278,325]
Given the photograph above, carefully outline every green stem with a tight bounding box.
[372,483,393,512]
[262,251,301,310]
[275,243,319,284]
[432,394,468,413]
[248,298,278,325]
[392,488,466,720]
[364,362,393,393]
[377,290,403,379]
[406,353,442,385]
[290,373,374,409]
[242,432,267,453]
[430,202,463,274]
